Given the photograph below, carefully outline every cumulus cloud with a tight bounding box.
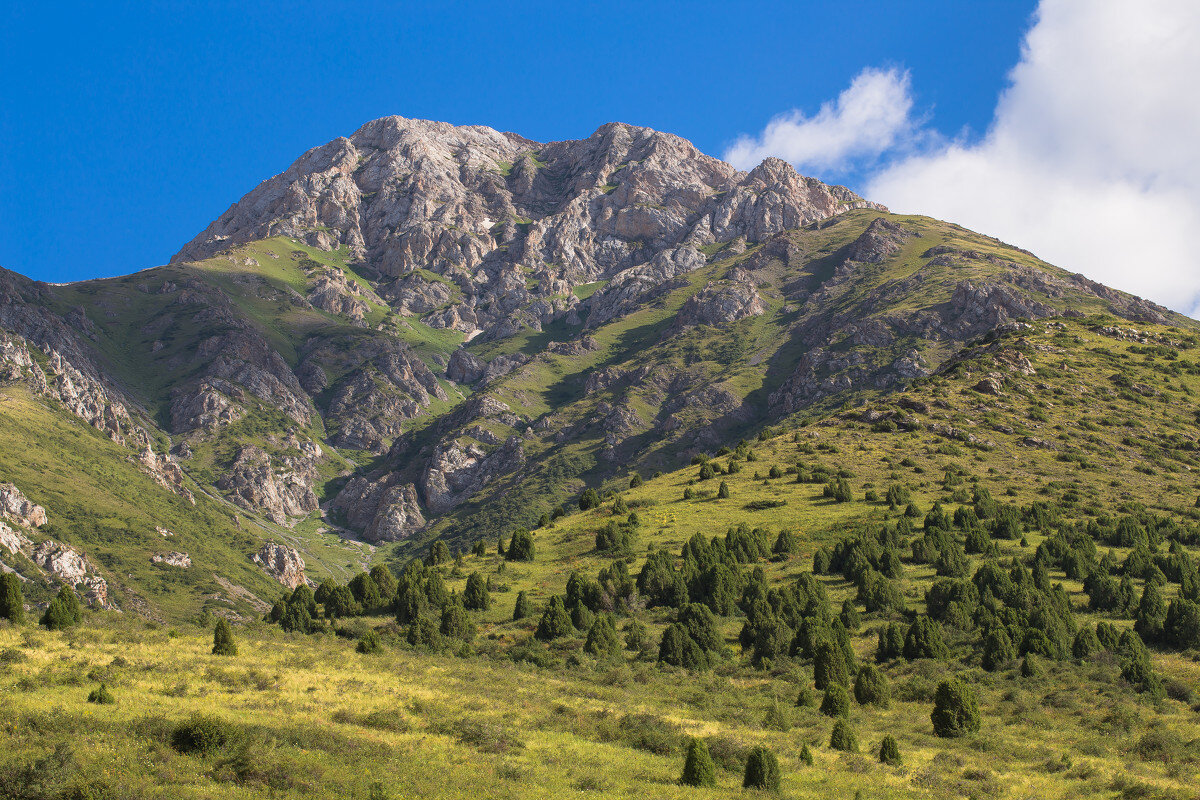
[729,1,1200,318]
[868,0,1200,318]
[724,68,917,173]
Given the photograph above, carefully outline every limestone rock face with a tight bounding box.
[31,540,112,608]
[250,541,308,589]
[0,520,32,555]
[0,483,47,528]
[174,118,882,342]
[217,445,319,524]
[677,278,766,327]
[151,551,192,568]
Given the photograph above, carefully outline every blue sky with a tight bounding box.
[0,1,1034,283]
[3,2,1197,318]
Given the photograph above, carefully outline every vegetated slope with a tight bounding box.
[0,116,1194,624]
[4,317,1200,799]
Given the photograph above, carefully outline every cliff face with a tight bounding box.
[175,118,881,343]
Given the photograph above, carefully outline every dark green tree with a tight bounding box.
[903,617,949,660]
[87,683,116,704]
[0,572,24,623]
[40,586,81,630]
[428,540,451,566]
[535,596,573,641]
[211,618,237,656]
[463,572,490,611]
[814,641,849,689]
[658,623,708,670]
[1072,627,1101,659]
[743,746,781,791]
[584,615,622,659]
[854,664,890,708]
[931,679,980,737]
[579,488,601,511]
[820,684,851,718]
[879,735,901,766]
[369,565,398,603]
[440,598,475,642]
[348,572,384,612]
[629,473,644,489]
[717,481,730,499]
[981,627,1016,671]
[506,529,535,562]
[512,590,533,621]
[680,737,717,788]
[829,719,858,752]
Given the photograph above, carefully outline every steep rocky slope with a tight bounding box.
[0,116,1192,619]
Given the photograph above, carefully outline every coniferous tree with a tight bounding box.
[87,683,116,705]
[428,541,451,566]
[854,664,890,708]
[981,627,1016,671]
[506,529,535,562]
[829,719,859,752]
[879,735,901,766]
[814,641,849,689]
[820,684,851,718]
[1072,626,1101,659]
[743,746,781,791]
[535,596,573,641]
[799,743,814,765]
[579,488,601,511]
[512,590,532,621]
[40,586,81,630]
[369,565,398,603]
[717,481,730,499]
[584,615,622,659]
[903,617,949,660]
[931,679,981,737]
[629,473,644,489]
[463,572,490,611]
[212,618,237,656]
[440,598,475,642]
[680,738,717,788]
[0,572,24,624]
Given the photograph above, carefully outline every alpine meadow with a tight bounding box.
[2,114,1200,800]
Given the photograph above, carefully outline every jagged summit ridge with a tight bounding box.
[174,116,881,340]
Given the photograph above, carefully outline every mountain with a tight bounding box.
[0,116,1191,620]
[3,116,1200,800]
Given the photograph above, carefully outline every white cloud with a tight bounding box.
[728,1,1200,318]
[724,68,917,173]
[867,0,1200,318]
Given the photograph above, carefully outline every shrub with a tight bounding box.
[717,481,730,499]
[743,746,781,791]
[0,573,24,623]
[1072,627,1100,659]
[212,618,237,656]
[680,738,717,788]
[171,714,237,755]
[879,734,901,765]
[904,618,949,660]
[1020,654,1042,678]
[931,679,981,738]
[463,572,490,611]
[40,586,81,630]
[512,590,532,621]
[799,743,813,765]
[506,529,535,562]
[584,615,622,659]
[356,630,382,654]
[658,624,708,671]
[820,684,851,718]
[629,474,643,489]
[854,664,890,708]
[579,488,601,511]
[440,600,475,641]
[796,687,817,708]
[535,596,573,641]
[981,627,1016,671]
[814,641,849,689]
[87,683,115,705]
[428,541,451,565]
[829,719,858,752]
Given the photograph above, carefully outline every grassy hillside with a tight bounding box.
[3,317,1200,799]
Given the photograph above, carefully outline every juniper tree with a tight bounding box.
[743,746,781,791]
[799,743,813,765]
[506,529,535,562]
[0,572,24,624]
[212,618,237,656]
[428,541,451,566]
[40,586,81,630]
[1072,626,1101,659]
[512,590,532,621]
[814,641,849,689]
[463,572,490,611]
[903,617,948,660]
[680,738,716,788]
[931,679,980,737]
[854,664,890,708]
[535,596,572,641]
[629,473,643,488]
[879,734,901,766]
[981,627,1016,671]
[87,683,115,705]
[439,598,475,642]
[829,719,858,752]
[717,481,730,499]
[820,684,851,718]
[579,488,601,510]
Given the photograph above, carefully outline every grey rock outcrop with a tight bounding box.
[217,445,319,524]
[151,551,192,568]
[0,483,47,528]
[250,541,309,589]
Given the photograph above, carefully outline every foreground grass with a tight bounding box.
[1,616,1197,799]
